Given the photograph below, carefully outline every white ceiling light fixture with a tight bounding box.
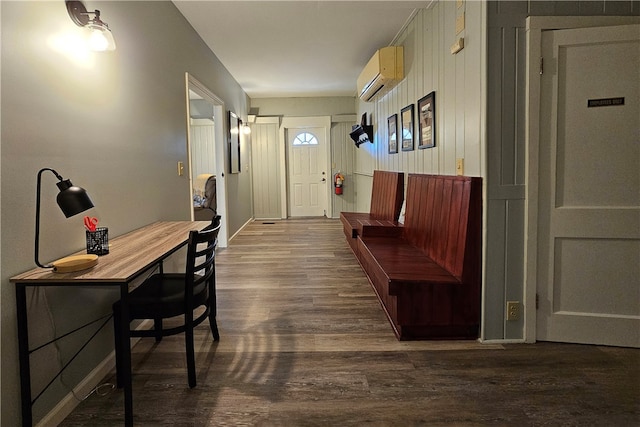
[66,0,116,52]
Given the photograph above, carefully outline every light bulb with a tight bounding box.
[86,24,116,51]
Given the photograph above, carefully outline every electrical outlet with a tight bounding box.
[506,301,520,321]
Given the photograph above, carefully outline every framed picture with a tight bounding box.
[418,91,436,149]
[387,114,398,154]
[228,111,241,173]
[401,104,414,151]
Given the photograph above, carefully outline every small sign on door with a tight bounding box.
[588,97,625,108]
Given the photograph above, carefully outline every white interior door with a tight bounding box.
[537,25,640,347]
[287,127,327,217]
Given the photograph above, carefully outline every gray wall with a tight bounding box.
[1,1,250,424]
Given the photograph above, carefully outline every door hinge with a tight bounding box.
[536,293,539,310]
[539,57,544,75]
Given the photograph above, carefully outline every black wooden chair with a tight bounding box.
[113,219,221,388]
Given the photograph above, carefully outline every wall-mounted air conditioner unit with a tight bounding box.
[357,46,404,102]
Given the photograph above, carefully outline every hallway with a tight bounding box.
[61,218,639,426]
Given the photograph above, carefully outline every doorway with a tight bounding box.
[185,73,228,247]
[279,116,332,218]
[525,20,640,347]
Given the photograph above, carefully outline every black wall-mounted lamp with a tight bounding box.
[35,168,94,269]
[349,113,374,148]
[66,0,116,51]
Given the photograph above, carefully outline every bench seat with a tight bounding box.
[350,174,482,341]
[340,170,404,240]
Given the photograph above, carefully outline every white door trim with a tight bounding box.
[279,116,332,218]
[523,16,640,343]
[185,72,228,247]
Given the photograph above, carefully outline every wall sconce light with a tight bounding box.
[66,0,116,51]
[35,168,96,271]
[242,123,251,135]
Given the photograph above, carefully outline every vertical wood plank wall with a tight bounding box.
[361,1,486,179]
[250,117,356,219]
[331,121,358,217]
[190,120,216,181]
[250,121,281,219]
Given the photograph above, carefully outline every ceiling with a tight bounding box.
[173,1,433,99]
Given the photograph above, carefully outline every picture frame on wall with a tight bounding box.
[228,111,241,173]
[418,91,436,149]
[401,104,414,151]
[387,114,398,154]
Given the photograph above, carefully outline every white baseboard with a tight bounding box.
[479,338,526,345]
[229,217,253,242]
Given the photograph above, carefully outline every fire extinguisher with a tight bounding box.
[334,172,345,195]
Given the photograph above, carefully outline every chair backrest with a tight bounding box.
[402,174,482,281]
[184,222,221,302]
[369,170,405,221]
[204,215,222,232]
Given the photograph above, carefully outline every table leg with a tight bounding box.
[119,283,133,427]
[16,285,33,427]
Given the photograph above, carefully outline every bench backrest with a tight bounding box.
[369,170,405,221]
[403,174,482,281]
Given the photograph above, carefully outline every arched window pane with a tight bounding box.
[293,132,318,146]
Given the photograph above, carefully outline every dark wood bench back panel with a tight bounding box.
[403,174,481,281]
[369,170,405,220]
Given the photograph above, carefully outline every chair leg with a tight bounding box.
[186,321,196,388]
[209,313,220,341]
[154,318,163,343]
[113,306,124,388]
[208,280,220,341]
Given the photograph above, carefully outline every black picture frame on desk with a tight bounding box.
[418,91,436,149]
[401,104,414,151]
[228,111,241,173]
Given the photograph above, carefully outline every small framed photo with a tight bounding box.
[228,111,241,173]
[401,104,414,151]
[418,91,436,149]
[387,114,398,154]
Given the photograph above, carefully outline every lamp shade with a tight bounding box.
[55,179,94,218]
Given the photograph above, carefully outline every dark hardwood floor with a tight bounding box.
[61,218,639,426]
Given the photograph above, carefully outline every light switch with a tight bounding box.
[456,158,464,176]
[177,161,184,176]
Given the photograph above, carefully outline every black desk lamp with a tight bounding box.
[35,168,94,270]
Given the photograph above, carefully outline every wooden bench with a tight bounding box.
[340,170,404,254]
[355,174,482,340]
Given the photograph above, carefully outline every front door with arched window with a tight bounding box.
[287,127,327,217]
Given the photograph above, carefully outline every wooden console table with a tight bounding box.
[11,221,210,427]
